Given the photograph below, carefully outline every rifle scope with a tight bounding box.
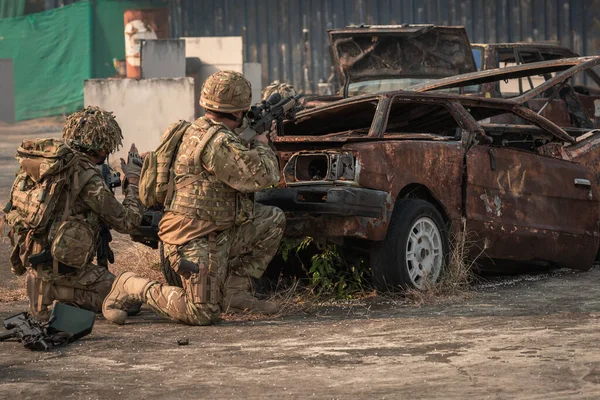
[246,93,282,120]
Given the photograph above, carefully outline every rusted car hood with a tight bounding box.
[329,25,477,90]
[405,56,600,100]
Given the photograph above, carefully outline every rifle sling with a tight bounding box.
[37,266,44,313]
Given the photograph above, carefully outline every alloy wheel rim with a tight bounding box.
[405,216,443,289]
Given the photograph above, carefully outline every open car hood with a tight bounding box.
[329,25,477,90]
[406,56,600,102]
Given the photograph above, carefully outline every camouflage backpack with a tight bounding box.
[139,121,191,208]
[139,120,223,208]
[3,138,97,273]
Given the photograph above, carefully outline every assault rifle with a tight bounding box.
[130,209,162,249]
[97,163,120,266]
[239,92,303,143]
[0,303,95,351]
[98,163,121,191]
[0,312,53,350]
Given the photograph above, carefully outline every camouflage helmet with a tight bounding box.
[261,81,297,101]
[62,106,123,154]
[200,70,252,113]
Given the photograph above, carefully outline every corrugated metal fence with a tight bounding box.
[166,0,600,92]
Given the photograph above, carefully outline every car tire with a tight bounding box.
[371,199,448,291]
[159,241,183,288]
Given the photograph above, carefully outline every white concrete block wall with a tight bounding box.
[84,78,195,160]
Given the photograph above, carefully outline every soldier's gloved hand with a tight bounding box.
[121,143,142,190]
[253,132,270,146]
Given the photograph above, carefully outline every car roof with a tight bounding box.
[294,89,517,117]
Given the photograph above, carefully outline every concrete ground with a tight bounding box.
[1,122,600,399]
[2,267,600,399]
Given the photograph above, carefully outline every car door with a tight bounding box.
[465,117,600,270]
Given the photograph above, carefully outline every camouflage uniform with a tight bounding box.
[103,70,285,326]
[25,170,142,320]
[5,107,143,320]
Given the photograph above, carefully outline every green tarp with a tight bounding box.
[0,0,161,121]
[0,2,92,120]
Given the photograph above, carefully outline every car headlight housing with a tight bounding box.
[283,152,357,185]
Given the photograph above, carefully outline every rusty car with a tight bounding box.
[470,42,579,71]
[256,57,600,290]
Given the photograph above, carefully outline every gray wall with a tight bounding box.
[166,0,600,93]
[183,37,263,104]
[84,78,194,160]
[0,59,15,124]
[141,39,186,79]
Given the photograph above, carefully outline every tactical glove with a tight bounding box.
[121,144,142,190]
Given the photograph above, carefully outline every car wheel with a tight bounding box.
[371,199,448,291]
[159,241,183,288]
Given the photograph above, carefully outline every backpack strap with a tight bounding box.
[192,123,224,167]
[158,121,191,207]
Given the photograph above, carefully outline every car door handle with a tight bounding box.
[574,178,591,187]
[488,148,496,171]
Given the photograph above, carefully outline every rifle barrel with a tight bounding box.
[0,330,15,341]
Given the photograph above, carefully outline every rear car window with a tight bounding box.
[283,99,378,136]
[385,99,460,136]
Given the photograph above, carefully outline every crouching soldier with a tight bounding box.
[2,106,144,320]
[102,70,285,326]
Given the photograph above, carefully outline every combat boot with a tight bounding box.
[102,272,157,325]
[222,275,279,314]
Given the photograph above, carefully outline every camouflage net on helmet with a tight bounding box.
[62,106,123,153]
[261,81,297,101]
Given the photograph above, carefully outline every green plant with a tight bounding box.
[277,236,369,298]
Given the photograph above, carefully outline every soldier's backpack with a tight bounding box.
[139,120,223,208]
[3,138,98,273]
[139,121,191,208]
[3,139,80,236]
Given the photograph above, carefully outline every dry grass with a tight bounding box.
[0,233,164,304]
[221,277,316,322]
[0,275,27,302]
[404,218,488,305]
[109,232,165,283]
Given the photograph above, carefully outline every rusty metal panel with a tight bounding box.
[465,144,600,269]
[124,8,169,79]
[347,140,465,223]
